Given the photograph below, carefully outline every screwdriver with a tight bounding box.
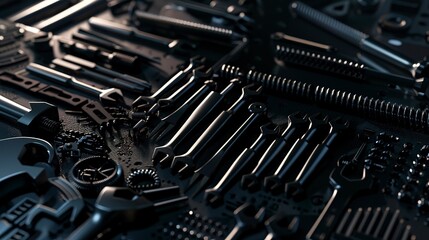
[52,58,150,93]
[62,54,151,89]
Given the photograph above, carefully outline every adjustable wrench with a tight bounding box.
[26,63,124,105]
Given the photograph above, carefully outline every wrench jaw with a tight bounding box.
[263,176,285,195]
[152,146,175,167]
[99,88,125,106]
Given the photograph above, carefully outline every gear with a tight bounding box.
[68,156,123,195]
[126,168,161,193]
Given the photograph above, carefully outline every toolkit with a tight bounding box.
[1,0,429,239]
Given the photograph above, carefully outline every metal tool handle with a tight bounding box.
[0,95,29,121]
[66,212,108,240]
[27,63,101,96]
[290,1,368,46]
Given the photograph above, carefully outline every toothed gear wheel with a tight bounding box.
[126,168,161,193]
[68,156,123,194]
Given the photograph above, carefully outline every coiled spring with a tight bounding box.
[219,64,429,130]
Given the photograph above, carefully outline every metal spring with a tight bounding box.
[219,64,429,130]
[39,116,62,134]
[274,45,366,80]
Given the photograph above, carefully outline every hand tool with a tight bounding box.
[26,63,125,105]
[144,69,206,117]
[133,10,244,43]
[172,0,254,33]
[34,0,108,32]
[264,114,330,194]
[264,215,300,240]
[289,1,429,81]
[0,94,60,137]
[220,65,429,132]
[8,0,74,25]
[285,118,350,199]
[183,103,268,194]
[145,80,217,141]
[0,72,115,130]
[58,37,139,70]
[306,162,373,240]
[171,84,262,171]
[52,58,150,93]
[66,186,188,240]
[88,17,196,54]
[271,32,336,52]
[274,44,417,88]
[132,56,204,111]
[241,112,308,191]
[125,168,161,194]
[225,203,266,240]
[152,80,240,167]
[73,28,159,64]
[204,123,278,205]
[62,54,150,88]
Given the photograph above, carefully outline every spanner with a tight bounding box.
[226,203,266,240]
[306,163,373,240]
[285,118,350,199]
[241,112,308,192]
[170,84,262,171]
[152,80,240,166]
[264,114,329,194]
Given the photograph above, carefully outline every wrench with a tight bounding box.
[306,163,373,240]
[285,118,350,199]
[26,63,124,104]
[152,80,240,167]
[67,186,187,240]
[204,123,278,205]
[183,103,268,195]
[171,84,262,171]
[264,114,329,194]
[147,80,217,140]
[241,112,308,192]
[132,56,204,110]
[226,203,266,240]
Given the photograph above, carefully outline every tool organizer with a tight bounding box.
[1,0,429,239]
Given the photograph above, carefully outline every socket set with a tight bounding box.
[1,0,429,239]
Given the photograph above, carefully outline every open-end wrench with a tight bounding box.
[145,69,207,117]
[226,203,266,240]
[285,118,350,199]
[67,186,187,240]
[241,112,308,192]
[183,103,268,195]
[132,56,204,110]
[170,84,262,171]
[152,80,240,167]
[26,63,124,105]
[306,163,373,240]
[204,123,278,205]
[264,215,300,240]
[147,80,217,140]
[264,114,329,194]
